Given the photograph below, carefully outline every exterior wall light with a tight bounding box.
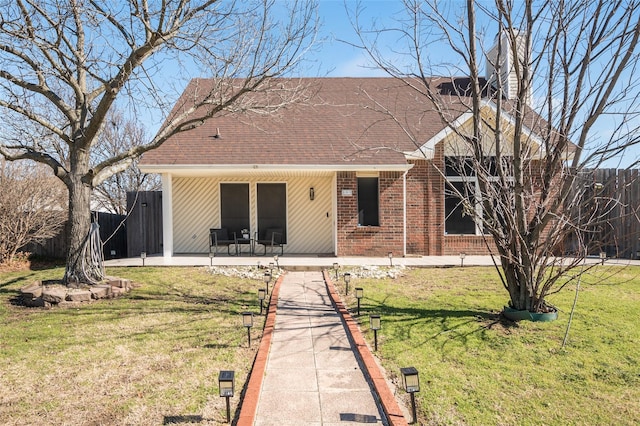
[218,370,235,423]
[309,187,315,200]
[400,366,420,424]
[369,314,381,351]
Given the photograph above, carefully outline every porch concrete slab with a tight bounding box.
[252,271,385,425]
[104,253,506,269]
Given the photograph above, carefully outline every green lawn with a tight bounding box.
[1,264,638,425]
[0,266,267,425]
[339,266,640,425]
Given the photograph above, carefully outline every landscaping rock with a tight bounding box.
[18,276,132,308]
[90,285,110,299]
[20,281,43,299]
[111,286,127,297]
[66,290,92,302]
[42,287,67,304]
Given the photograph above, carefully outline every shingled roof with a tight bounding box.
[140,77,460,171]
[139,77,555,172]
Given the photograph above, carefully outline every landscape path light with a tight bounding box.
[344,272,351,294]
[460,252,466,267]
[258,288,266,315]
[218,370,235,423]
[369,314,381,351]
[355,287,363,316]
[242,312,253,347]
[263,271,271,295]
[274,254,279,269]
[333,262,339,280]
[400,367,420,424]
[600,251,607,265]
[388,252,393,267]
[140,251,146,266]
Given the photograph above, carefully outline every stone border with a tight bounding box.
[19,278,132,308]
[236,273,283,425]
[323,270,409,426]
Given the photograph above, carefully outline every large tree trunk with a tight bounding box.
[63,174,93,285]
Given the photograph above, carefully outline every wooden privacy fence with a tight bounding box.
[27,211,127,260]
[588,169,640,259]
[126,191,163,258]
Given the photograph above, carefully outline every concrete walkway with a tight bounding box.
[248,271,391,425]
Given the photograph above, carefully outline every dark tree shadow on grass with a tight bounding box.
[358,299,519,351]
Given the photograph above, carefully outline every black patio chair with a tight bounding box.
[209,228,237,256]
[255,228,284,256]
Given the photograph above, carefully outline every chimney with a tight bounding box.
[486,30,531,105]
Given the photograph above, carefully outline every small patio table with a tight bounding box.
[235,237,254,256]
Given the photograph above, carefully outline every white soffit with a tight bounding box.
[139,163,413,177]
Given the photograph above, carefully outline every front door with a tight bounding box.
[257,183,287,242]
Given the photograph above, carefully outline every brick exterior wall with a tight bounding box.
[336,171,405,256]
[335,146,499,256]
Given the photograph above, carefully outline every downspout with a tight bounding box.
[333,173,338,256]
[403,170,408,257]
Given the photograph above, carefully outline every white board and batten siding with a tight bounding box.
[172,175,334,255]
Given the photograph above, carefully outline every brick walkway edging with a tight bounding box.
[322,270,409,426]
[236,273,283,426]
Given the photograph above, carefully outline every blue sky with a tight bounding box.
[313,0,393,77]
[306,1,639,168]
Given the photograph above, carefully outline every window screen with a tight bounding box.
[358,177,379,226]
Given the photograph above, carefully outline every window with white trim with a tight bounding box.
[444,157,506,235]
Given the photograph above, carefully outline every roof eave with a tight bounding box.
[139,163,414,175]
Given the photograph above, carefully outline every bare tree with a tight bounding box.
[0,159,67,264]
[92,110,160,215]
[353,0,640,313]
[0,0,318,284]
